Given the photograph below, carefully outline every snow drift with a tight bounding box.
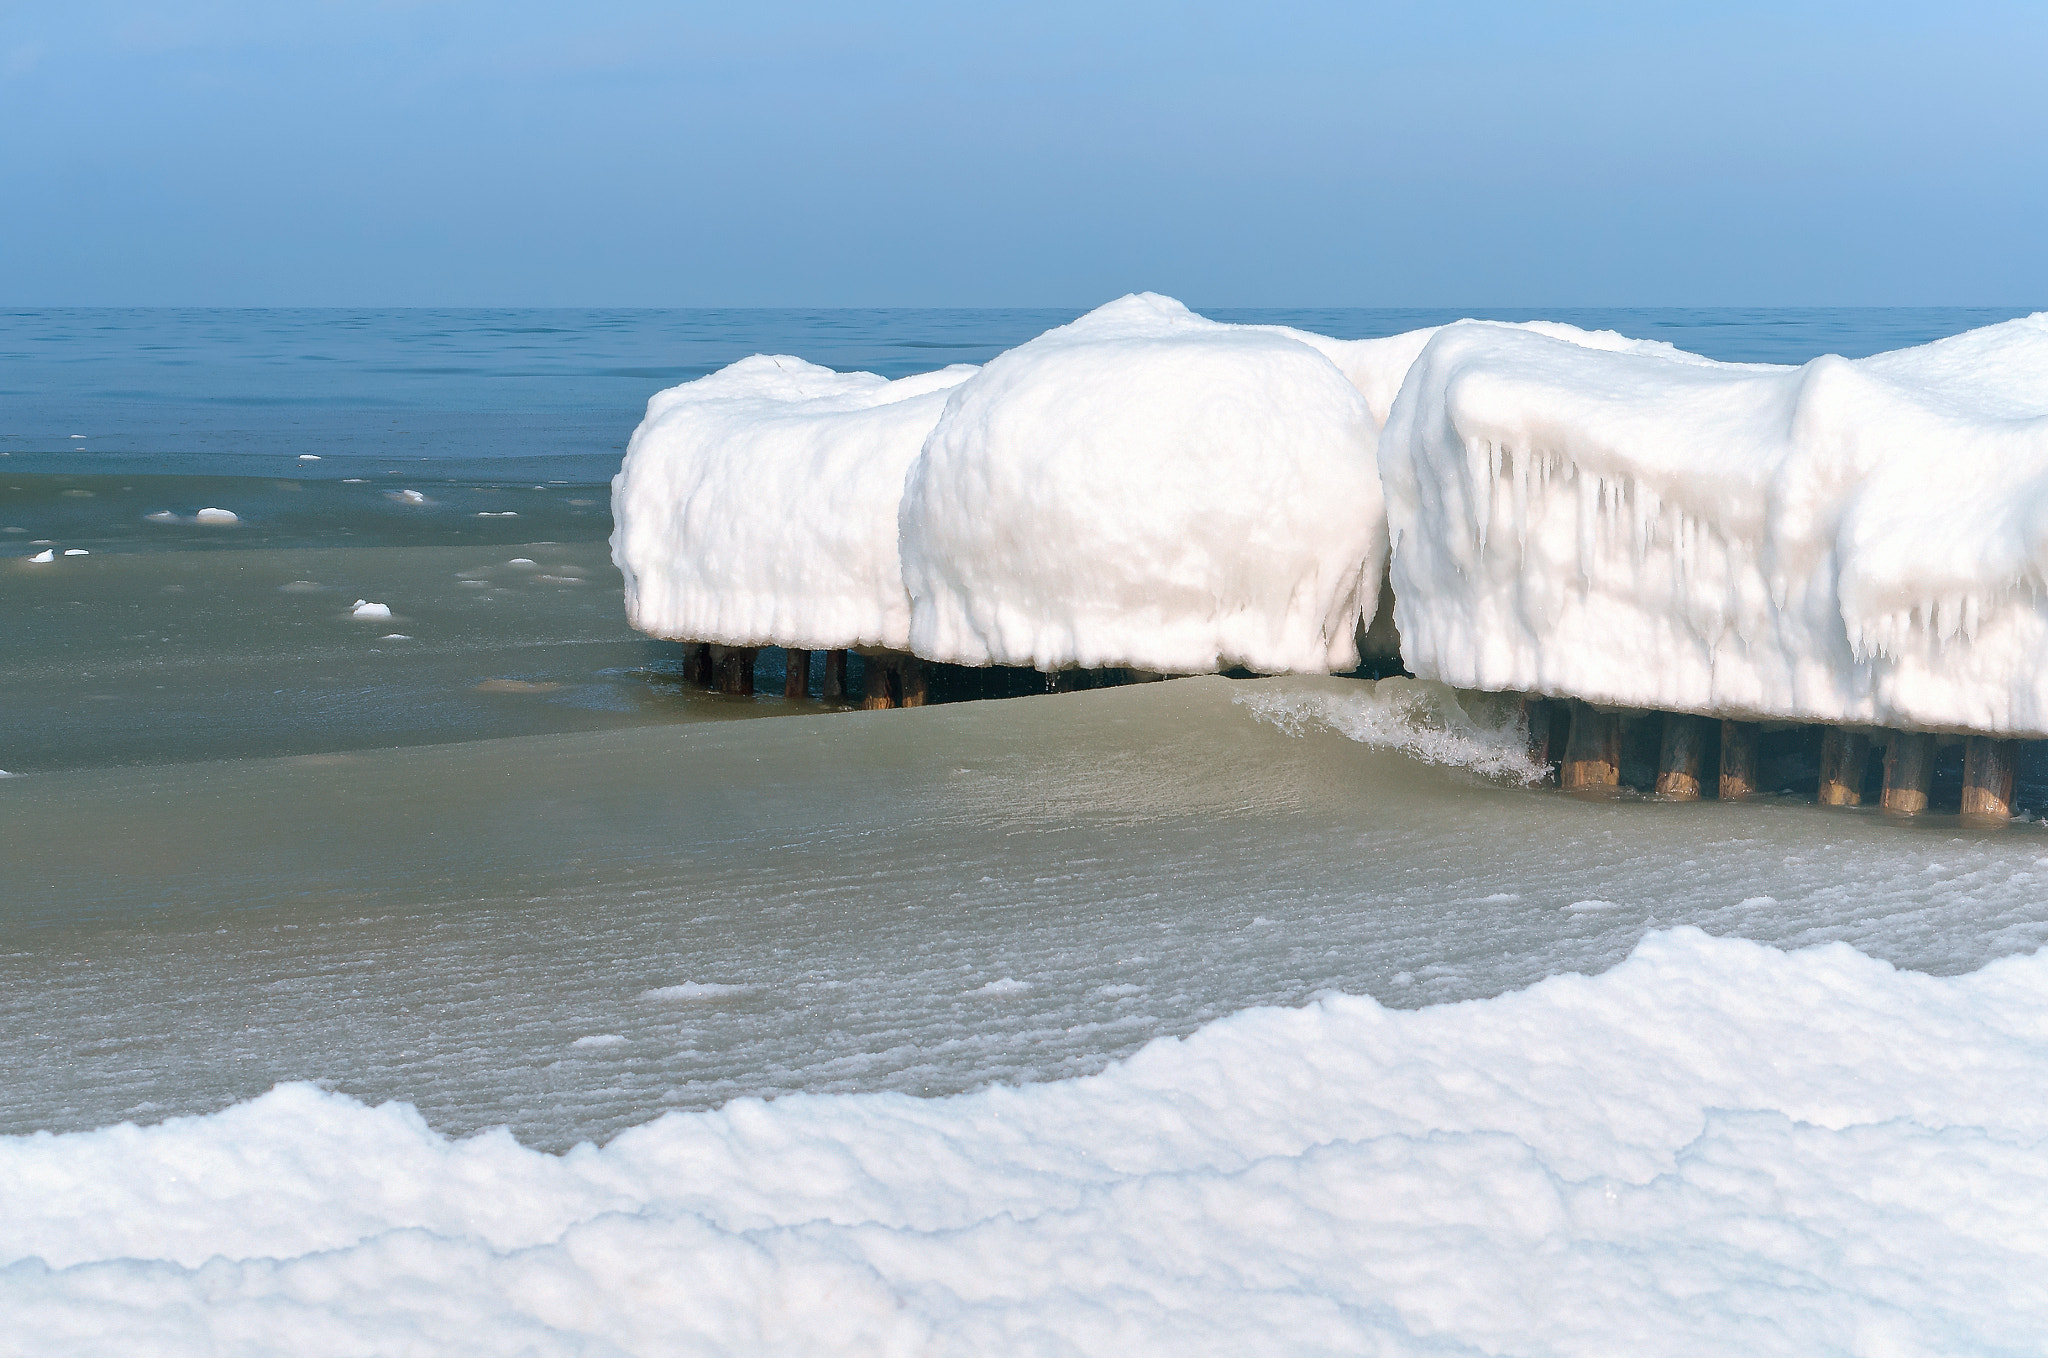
[611,357,976,650]
[1382,314,2048,734]
[900,294,1390,673]
[7,929,2048,1355]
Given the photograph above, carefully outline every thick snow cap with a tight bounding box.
[901,294,1387,674]
[1381,313,2048,734]
[611,356,975,650]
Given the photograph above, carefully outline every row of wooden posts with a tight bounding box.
[681,643,931,709]
[1527,698,2023,820]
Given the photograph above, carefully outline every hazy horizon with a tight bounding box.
[4,2,2045,309]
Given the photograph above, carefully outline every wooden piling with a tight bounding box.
[860,650,928,710]
[1816,727,1870,807]
[1962,736,2020,821]
[1561,702,1622,792]
[821,650,848,701]
[1655,714,1708,800]
[684,642,713,688]
[1881,730,1935,816]
[783,648,812,701]
[1524,698,1560,785]
[1718,721,1759,800]
[709,645,757,697]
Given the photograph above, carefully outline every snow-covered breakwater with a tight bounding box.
[613,299,2048,814]
[7,929,2047,1355]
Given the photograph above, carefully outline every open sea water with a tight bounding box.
[4,305,2046,1151]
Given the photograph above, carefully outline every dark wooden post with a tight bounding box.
[1655,713,1708,800]
[709,645,757,696]
[1524,698,1558,784]
[897,654,929,707]
[783,648,811,701]
[1561,701,1622,792]
[1816,727,1870,807]
[684,642,713,687]
[1881,730,1935,816]
[1962,736,2019,821]
[862,651,899,709]
[822,650,848,701]
[1719,720,1759,800]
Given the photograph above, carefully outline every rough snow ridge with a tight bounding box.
[6,930,2048,1355]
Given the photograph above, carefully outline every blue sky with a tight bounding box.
[3,1,2044,306]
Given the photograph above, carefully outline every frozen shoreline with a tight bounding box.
[6,927,2046,1355]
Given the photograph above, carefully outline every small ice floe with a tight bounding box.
[63,549,89,556]
[379,633,412,641]
[350,599,392,619]
[298,454,321,461]
[475,511,518,517]
[974,977,1032,995]
[1566,899,1626,913]
[639,982,747,1001]
[571,1034,628,1049]
[68,434,85,439]
[341,478,368,483]
[194,507,239,524]
[506,558,536,567]
[387,489,429,505]
[28,551,54,562]
[144,511,178,523]
[0,768,16,777]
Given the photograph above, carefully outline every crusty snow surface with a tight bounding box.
[5,928,2045,1356]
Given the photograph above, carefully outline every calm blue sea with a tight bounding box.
[2,306,2035,481]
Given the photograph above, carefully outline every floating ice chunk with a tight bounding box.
[974,977,1032,995]
[570,1035,627,1049]
[1381,313,2048,734]
[614,355,978,651]
[63,549,89,556]
[640,982,747,1001]
[379,634,411,641]
[27,551,53,562]
[350,600,392,619]
[298,454,320,461]
[1567,899,1626,913]
[388,490,428,505]
[474,511,518,517]
[144,511,178,523]
[506,558,536,567]
[901,295,1385,674]
[193,507,239,524]
[67,433,84,439]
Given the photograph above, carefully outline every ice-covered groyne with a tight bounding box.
[612,295,1441,700]
[614,298,2048,818]
[1382,314,2048,814]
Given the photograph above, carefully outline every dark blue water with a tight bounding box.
[2,307,2034,481]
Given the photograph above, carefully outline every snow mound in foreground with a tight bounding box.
[7,929,2048,1355]
[610,356,977,649]
[1383,313,2048,733]
[901,293,1387,673]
